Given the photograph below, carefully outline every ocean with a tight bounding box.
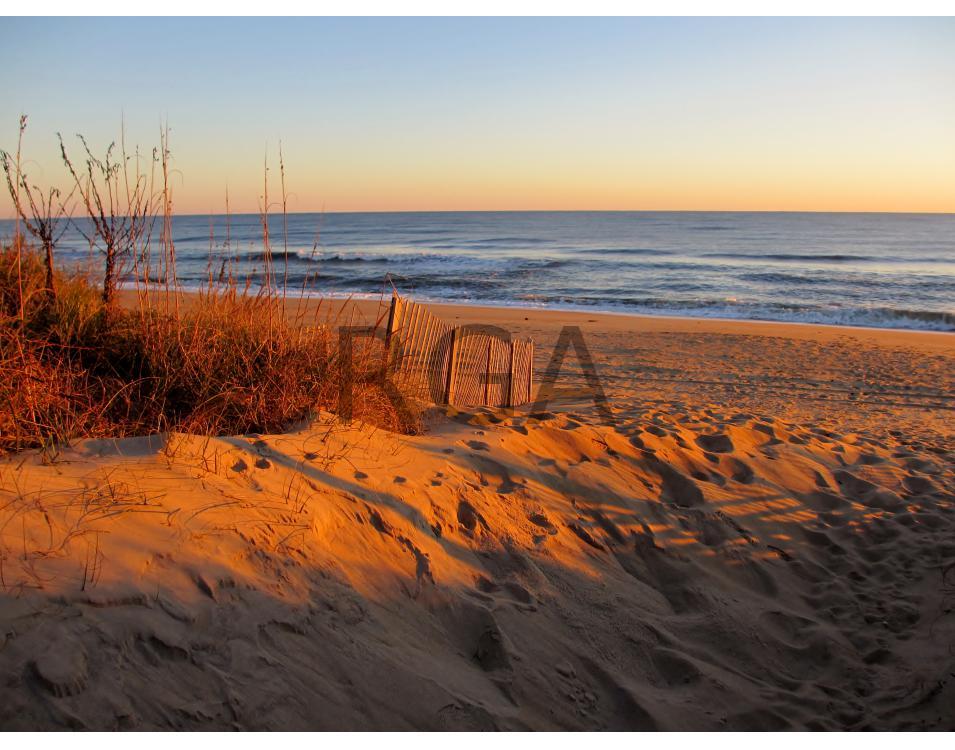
[3,211,954,331]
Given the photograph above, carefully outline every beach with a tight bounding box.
[1,300,952,729]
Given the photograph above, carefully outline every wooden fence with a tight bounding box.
[384,295,534,408]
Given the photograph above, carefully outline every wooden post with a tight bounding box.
[483,338,492,405]
[383,294,400,371]
[444,328,459,405]
[506,340,516,408]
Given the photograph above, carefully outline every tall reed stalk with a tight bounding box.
[1,116,74,307]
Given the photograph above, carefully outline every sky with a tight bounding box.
[1,17,954,215]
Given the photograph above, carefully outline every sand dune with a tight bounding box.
[1,307,953,730]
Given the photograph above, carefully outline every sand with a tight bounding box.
[1,300,953,730]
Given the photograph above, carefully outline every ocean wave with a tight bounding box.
[238,250,575,271]
[705,252,867,262]
[243,250,432,265]
[541,298,955,331]
[705,251,955,264]
[739,272,831,284]
[632,304,955,331]
[578,247,673,256]
[479,293,955,331]
[305,252,384,264]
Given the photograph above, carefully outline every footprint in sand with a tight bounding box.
[725,457,755,484]
[684,510,731,547]
[568,522,606,551]
[435,703,498,731]
[472,455,521,494]
[833,470,904,511]
[650,647,702,687]
[691,469,723,486]
[905,457,940,475]
[629,434,653,452]
[440,599,515,673]
[474,623,513,672]
[902,475,936,494]
[812,470,832,489]
[527,512,558,536]
[457,501,489,534]
[752,423,783,444]
[695,433,734,453]
[650,461,704,508]
[31,636,89,697]
[475,575,535,606]
[802,490,851,512]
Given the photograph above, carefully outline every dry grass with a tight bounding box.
[0,463,161,593]
[0,245,419,454]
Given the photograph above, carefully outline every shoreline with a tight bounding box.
[395,297,955,348]
[122,288,955,354]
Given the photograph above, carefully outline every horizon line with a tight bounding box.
[4,207,955,221]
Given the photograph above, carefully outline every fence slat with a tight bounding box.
[386,295,534,408]
[444,328,459,403]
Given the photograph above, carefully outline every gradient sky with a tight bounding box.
[2,17,954,215]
